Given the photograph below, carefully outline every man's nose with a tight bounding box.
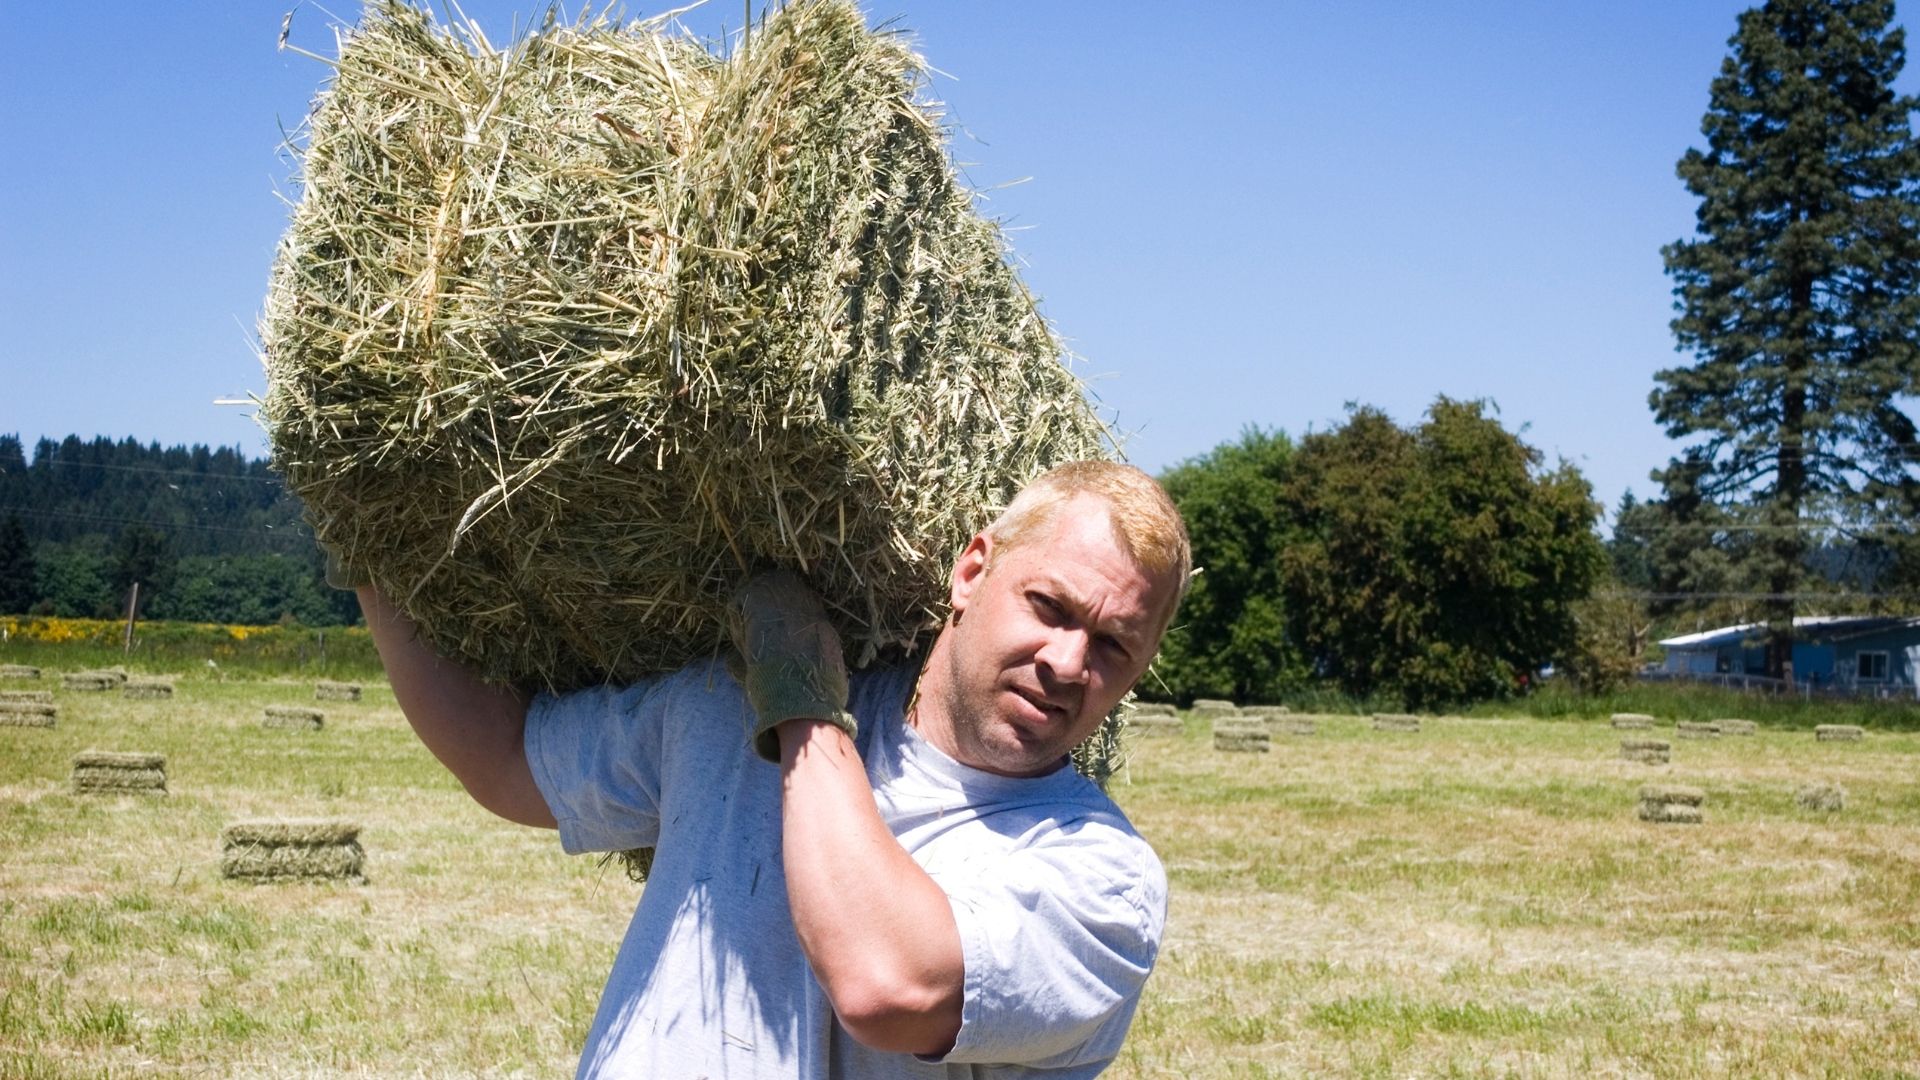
[1038,628,1092,685]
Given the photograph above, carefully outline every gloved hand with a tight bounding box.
[727,570,856,763]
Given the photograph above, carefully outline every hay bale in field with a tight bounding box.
[1618,738,1670,765]
[1269,715,1318,737]
[1714,718,1756,736]
[1816,724,1865,742]
[122,678,174,700]
[221,819,365,883]
[1638,783,1705,825]
[262,706,325,732]
[1129,702,1177,718]
[1796,782,1846,812]
[1212,720,1269,754]
[0,702,57,728]
[1610,713,1655,729]
[0,665,41,679]
[62,672,115,692]
[1372,713,1421,733]
[1675,720,1719,739]
[1190,699,1239,717]
[1127,714,1182,738]
[71,751,167,794]
[0,690,53,704]
[315,680,361,702]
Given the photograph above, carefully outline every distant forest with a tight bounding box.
[0,434,358,626]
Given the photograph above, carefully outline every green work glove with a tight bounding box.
[726,570,856,763]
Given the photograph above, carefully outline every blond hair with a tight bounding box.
[985,460,1192,624]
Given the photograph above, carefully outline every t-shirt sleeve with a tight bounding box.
[523,678,669,855]
[926,815,1168,1070]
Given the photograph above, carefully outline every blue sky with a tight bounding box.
[5,1,1914,524]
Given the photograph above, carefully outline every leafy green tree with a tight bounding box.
[1152,428,1303,705]
[1281,399,1606,709]
[110,524,174,618]
[0,514,35,614]
[33,544,114,618]
[1656,0,1920,680]
[153,554,349,626]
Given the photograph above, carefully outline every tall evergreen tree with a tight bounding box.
[0,514,35,614]
[1656,0,1920,681]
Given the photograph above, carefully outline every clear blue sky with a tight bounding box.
[5,1,1915,523]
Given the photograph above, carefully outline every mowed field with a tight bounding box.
[3,674,1918,1078]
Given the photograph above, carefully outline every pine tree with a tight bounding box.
[0,514,35,614]
[1656,0,1920,681]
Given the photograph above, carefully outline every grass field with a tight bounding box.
[3,670,1917,1078]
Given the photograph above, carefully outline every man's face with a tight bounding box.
[934,497,1173,777]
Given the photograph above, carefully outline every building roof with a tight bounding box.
[1660,615,1920,650]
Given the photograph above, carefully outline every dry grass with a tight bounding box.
[4,691,1919,1076]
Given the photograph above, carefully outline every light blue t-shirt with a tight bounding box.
[525,658,1167,1078]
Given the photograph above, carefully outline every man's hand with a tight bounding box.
[727,571,857,761]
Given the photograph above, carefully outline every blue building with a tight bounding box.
[1658,616,1920,694]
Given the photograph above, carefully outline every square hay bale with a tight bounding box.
[1714,718,1756,736]
[262,706,325,732]
[1268,715,1318,737]
[221,819,365,884]
[62,673,116,693]
[0,664,41,679]
[1816,724,1865,742]
[1126,713,1183,738]
[1130,702,1177,718]
[1796,783,1846,812]
[1638,783,1706,825]
[315,680,362,702]
[1610,713,1655,730]
[71,751,167,795]
[1675,720,1720,739]
[1191,699,1239,718]
[122,678,174,700]
[1372,713,1422,733]
[0,690,53,705]
[0,702,57,728]
[1619,738,1671,765]
[1212,721,1270,753]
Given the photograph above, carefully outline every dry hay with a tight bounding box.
[1372,713,1422,733]
[0,690,53,704]
[61,673,116,693]
[1816,724,1865,742]
[262,0,1113,778]
[1268,715,1318,737]
[0,702,57,728]
[1618,738,1670,765]
[122,678,174,700]
[71,751,168,795]
[1714,718,1756,736]
[1675,720,1720,739]
[1126,713,1183,738]
[0,664,41,679]
[1796,782,1847,812]
[222,819,365,883]
[1610,712,1655,729]
[262,706,325,732]
[1638,783,1706,825]
[315,680,362,702]
[1211,720,1269,754]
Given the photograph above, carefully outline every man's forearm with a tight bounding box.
[778,720,963,1055]
[357,586,554,828]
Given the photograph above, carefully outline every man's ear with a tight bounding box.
[950,532,992,615]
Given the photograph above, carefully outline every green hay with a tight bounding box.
[0,691,53,704]
[223,819,361,847]
[1639,784,1705,807]
[1618,739,1670,765]
[72,767,168,794]
[222,843,367,883]
[262,706,326,731]
[1795,783,1846,812]
[61,674,115,693]
[0,705,56,728]
[122,679,174,700]
[73,751,166,770]
[315,681,362,702]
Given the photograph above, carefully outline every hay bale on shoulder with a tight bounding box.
[222,819,365,883]
[1619,738,1670,765]
[71,751,167,794]
[1816,724,1865,742]
[0,664,41,679]
[0,702,56,728]
[315,680,362,702]
[1714,718,1756,736]
[122,678,174,700]
[263,706,325,732]
[1610,713,1655,730]
[1796,783,1846,812]
[1372,713,1421,733]
[1675,720,1719,740]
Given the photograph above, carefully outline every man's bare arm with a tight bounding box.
[777,719,964,1056]
[356,586,555,829]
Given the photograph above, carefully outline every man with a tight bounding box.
[356,460,1190,1076]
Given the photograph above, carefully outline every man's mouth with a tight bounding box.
[1010,685,1070,726]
